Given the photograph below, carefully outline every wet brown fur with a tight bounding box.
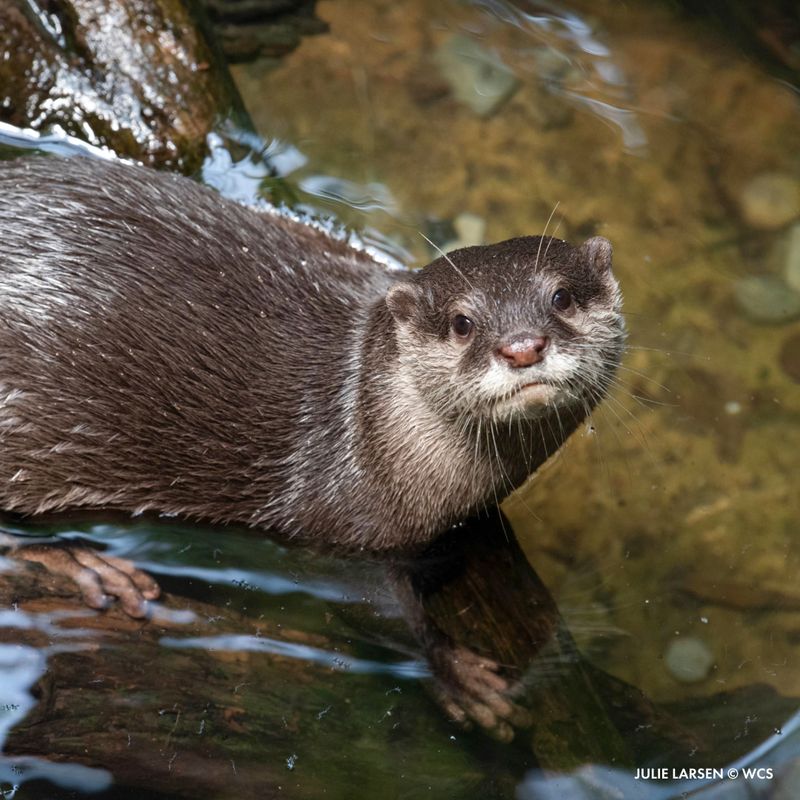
[0,157,624,550]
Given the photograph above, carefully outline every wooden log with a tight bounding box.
[1,554,487,798]
[0,509,698,799]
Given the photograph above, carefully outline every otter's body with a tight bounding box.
[0,157,624,550]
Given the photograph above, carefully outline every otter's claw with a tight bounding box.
[13,544,160,618]
[430,644,532,741]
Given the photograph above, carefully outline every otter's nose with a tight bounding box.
[496,336,549,368]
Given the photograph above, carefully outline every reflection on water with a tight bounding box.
[0,643,113,796]
[161,634,428,678]
[478,0,650,150]
[0,120,119,162]
[2,0,800,797]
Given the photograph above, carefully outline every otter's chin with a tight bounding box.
[491,382,561,419]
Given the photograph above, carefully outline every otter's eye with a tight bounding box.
[552,288,572,311]
[451,314,474,338]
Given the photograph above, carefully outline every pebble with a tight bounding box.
[779,332,800,383]
[784,223,800,293]
[435,35,520,117]
[664,637,714,683]
[453,212,486,246]
[531,46,578,84]
[441,212,486,252]
[739,172,800,231]
[734,276,800,324]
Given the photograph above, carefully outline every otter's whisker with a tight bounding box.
[535,201,560,271]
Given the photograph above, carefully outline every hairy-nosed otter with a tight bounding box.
[0,157,624,557]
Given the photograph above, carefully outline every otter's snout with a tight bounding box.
[496,336,549,368]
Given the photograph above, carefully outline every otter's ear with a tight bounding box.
[386,282,423,324]
[578,236,613,274]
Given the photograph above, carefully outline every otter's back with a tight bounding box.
[0,157,391,521]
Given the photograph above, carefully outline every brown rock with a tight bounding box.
[0,0,248,173]
[779,331,800,383]
[739,172,800,230]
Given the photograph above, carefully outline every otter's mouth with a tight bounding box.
[514,381,553,400]
[494,381,560,414]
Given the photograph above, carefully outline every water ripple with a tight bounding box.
[161,634,429,679]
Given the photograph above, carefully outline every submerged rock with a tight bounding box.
[738,172,800,231]
[435,34,520,118]
[779,332,800,383]
[665,637,714,684]
[734,275,800,324]
[425,212,487,255]
[206,0,326,63]
[441,212,486,251]
[784,223,800,293]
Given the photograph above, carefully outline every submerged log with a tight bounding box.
[0,509,702,798]
[1,551,493,798]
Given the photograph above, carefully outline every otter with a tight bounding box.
[0,156,624,590]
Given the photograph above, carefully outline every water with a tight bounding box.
[236,0,800,705]
[2,0,800,797]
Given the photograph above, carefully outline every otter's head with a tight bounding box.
[385,235,625,424]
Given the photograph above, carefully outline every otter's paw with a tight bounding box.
[13,544,160,618]
[429,644,532,742]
